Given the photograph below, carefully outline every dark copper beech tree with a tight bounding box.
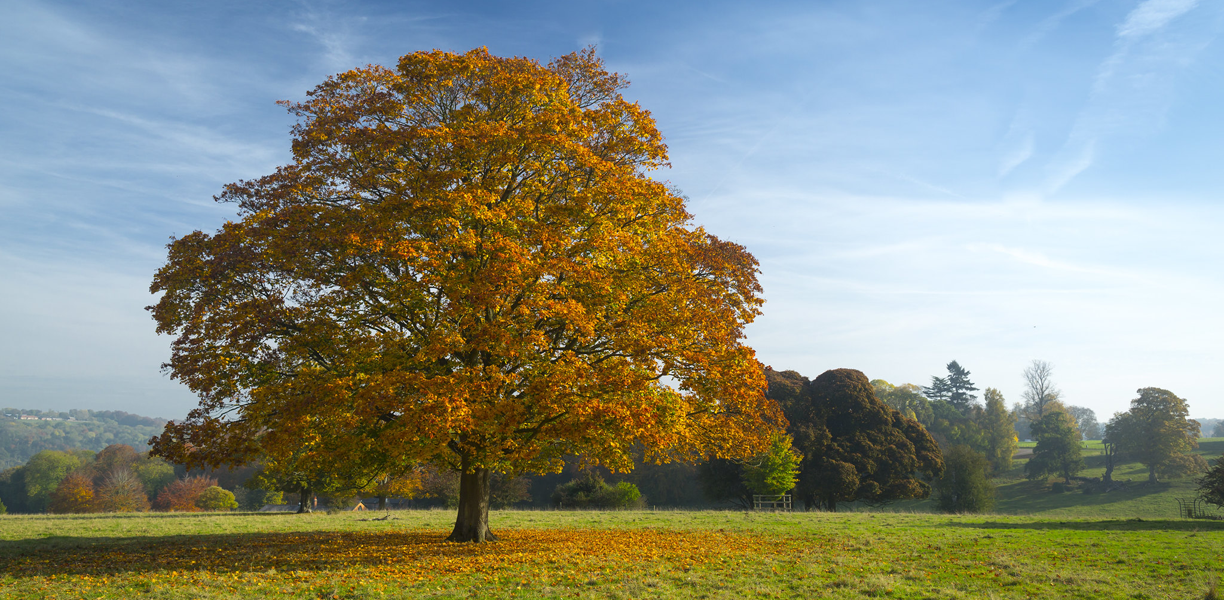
[769,368,944,511]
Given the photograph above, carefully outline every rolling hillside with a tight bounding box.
[0,409,166,470]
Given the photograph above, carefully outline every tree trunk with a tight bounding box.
[377,495,386,510]
[1102,443,1115,483]
[1149,464,1158,483]
[297,487,312,513]
[447,467,497,543]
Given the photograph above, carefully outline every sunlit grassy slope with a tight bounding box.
[880,439,1224,519]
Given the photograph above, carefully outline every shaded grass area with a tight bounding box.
[997,439,1224,518]
[2,511,1224,599]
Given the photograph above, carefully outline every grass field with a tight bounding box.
[3,509,1224,599]
[2,442,1221,599]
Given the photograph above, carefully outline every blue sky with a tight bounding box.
[2,0,1222,421]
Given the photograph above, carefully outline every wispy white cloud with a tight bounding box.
[74,105,280,170]
[1044,0,1205,192]
[1045,139,1095,193]
[888,172,965,199]
[680,63,729,84]
[1118,0,1199,38]
[1019,0,1103,49]
[291,20,360,72]
[998,131,1035,177]
[1092,0,1201,90]
[976,0,1022,30]
[968,242,1142,281]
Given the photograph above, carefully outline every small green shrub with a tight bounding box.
[194,486,238,511]
[235,487,284,511]
[934,445,995,513]
[597,481,643,508]
[551,474,643,509]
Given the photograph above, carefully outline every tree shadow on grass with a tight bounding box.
[0,529,533,577]
[5,511,297,521]
[1198,440,1224,455]
[0,527,759,579]
[993,478,1173,514]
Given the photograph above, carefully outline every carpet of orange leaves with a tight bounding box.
[1,527,803,598]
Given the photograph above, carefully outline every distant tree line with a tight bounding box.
[0,409,167,470]
[875,359,1209,511]
[1,362,1213,516]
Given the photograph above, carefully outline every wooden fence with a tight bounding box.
[753,494,792,511]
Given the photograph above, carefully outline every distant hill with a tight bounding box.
[0,408,168,470]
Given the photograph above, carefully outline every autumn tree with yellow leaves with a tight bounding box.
[149,48,782,542]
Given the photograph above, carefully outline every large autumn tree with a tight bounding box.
[148,48,782,542]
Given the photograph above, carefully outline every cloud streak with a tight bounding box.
[1044,0,1204,192]
[1019,0,1103,49]
[1117,0,1199,38]
[998,131,1035,177]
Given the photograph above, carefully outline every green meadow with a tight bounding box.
[2,510,1222,599]
[1,441,1221,599]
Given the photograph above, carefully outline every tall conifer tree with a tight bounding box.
[923,360,979,412]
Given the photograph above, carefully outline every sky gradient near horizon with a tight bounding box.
[2,0,1222,421]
